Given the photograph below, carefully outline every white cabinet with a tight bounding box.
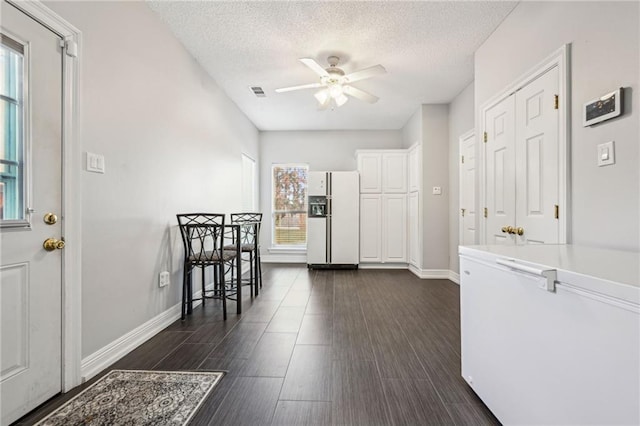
[381,153,407,193]
[357,151,406,194]
[357,153,382,193]
[359,194,407,263]
[359,194,382,262]
[383,194,407,262]
[357,149,411,264]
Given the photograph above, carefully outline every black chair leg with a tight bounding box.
[201,265,206,306]
[187,269,194,315]
[257,252,263,289]
[220,263,227,320]
[181,264,188,320]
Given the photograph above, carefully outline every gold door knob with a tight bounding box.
[507,226,516,234]
[501,226,509,233]
[44,213,58,225]
[43,238,65,251]
[515,227,524,236]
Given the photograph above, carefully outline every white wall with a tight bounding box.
[259,130,402,260]
[475,1,639,251]
[448,83,475,274]
[46,1,259,357]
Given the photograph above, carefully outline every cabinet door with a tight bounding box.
[408,192,420,267]
[357,153,382,193]
[359,194,382,262]
[382,153,407,193]
[408,145,421,192]
[383,194,407,262]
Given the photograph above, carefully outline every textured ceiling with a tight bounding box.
[147,1,518,131]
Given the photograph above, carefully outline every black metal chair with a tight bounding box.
[176,213,237,320]
[225,213,263,297]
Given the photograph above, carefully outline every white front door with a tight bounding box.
[514,66,559,244]
[459,131,476,245]
[1,3,64,424]
[484,94,516,245]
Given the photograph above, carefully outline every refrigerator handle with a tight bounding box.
[496,258,557,292]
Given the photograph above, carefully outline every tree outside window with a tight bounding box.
[272,164,308,246]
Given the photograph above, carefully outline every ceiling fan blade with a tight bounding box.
[343,64,386,83]
[343,85,379,104]
[275,82,323,93]
[300,58,329,77]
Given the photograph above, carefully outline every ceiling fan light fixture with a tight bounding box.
[328,84,344,98]
[335,93,349,107]
[314,89,329,104]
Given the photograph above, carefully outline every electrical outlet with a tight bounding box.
[432,186,442,195]
[159,271,170,287]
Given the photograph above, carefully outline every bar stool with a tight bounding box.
[226,213,263,296]
[176,213,238,320]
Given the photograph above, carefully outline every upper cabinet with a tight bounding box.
[357,153,382,193]
[357,151,407,194]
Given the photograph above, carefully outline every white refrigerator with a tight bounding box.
[307,171,359,268]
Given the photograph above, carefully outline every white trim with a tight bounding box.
[478,44,570,245]
[7,0,83,392]
[81,304,181,382]
[360,263,409,270]
[449,271,460,285]
[261,254,307,263]
[408,265,451,279]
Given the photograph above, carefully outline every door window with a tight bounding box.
[1,34,28,226]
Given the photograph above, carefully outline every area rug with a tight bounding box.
[34,370,224,426]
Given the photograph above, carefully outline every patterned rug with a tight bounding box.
[35,370,224,426]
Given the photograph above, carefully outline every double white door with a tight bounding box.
[1,3,64,424]
[484,66,560,244]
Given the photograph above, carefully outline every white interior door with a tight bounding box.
[459,131,476,245]
[514,66,559,244]
[1,3,64,424]
[484,94,516,245]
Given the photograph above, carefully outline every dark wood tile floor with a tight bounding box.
[16,265,500,426]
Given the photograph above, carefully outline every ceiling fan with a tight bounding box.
[275,56,386,109]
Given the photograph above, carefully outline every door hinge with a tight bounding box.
[483,132,488,143]
[461,155,464,164]
[554,94,559,110]
[64,39,78,58]
[461,208,465,217]
[554,204,559,219]
[483,207,488,218]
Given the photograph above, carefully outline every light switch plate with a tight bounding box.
[432,186,442,195]
[597,141,615,167]
[86,152,105,173]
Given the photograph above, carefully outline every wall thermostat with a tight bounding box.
[583,88,623,127]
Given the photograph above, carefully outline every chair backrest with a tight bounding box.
[176,214,225,262]
[230,213,262,246]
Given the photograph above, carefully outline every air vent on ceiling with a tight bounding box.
[250,86,266,97]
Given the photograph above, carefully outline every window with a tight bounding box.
[272,164,308,247]
[241,154,256,211]
[1,34,26,225]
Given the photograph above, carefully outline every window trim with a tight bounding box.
[271,163,309,248]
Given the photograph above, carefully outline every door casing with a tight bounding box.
[7,0,82,392]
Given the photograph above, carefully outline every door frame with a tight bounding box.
[7,0,83,392]
[478,44,570,245]
[458,129,475,246]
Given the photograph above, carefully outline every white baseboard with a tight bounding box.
[261,254,306,263]
[359,263,409,269]
[81,302,182,382]
[80,280,225,382]
[449,271,460,285]
[408,265,455,280]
